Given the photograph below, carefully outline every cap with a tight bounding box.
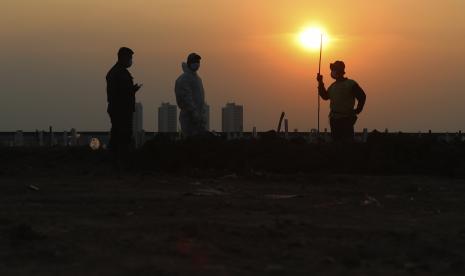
[330,60,345,73]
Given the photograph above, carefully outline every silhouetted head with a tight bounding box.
[330,60,345,80]
[118,47,134,68]
[187,53,201,72]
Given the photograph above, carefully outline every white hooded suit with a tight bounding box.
[175,63,207,136]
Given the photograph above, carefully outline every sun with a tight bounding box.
[298,27,329,51]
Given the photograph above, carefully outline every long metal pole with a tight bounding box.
[317,34,323,135]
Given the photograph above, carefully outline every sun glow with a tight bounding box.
[298,27,329,51]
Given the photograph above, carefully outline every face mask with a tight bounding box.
[190,63,200,71]
[331,71,340,79]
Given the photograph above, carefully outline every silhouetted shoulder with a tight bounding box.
[176,72,188,83]
[106,64,131,82]
[347,78,358,86]
[328,82,335,90]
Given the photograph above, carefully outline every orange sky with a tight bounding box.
[1,0,464,132]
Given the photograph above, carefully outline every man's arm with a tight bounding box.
[134,83,143,93]
[352,83,366,114]
[317,74,330,100]
[175,80,197,113]
[109,69,134,95]
[106,71,122,104]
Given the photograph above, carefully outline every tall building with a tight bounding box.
[133,102,144,134]
[222,103,243,133]
[158,102,178,133]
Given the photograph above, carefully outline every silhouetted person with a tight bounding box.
[317,61,366,143]
[106,47,142,168]
[175,53,208,137]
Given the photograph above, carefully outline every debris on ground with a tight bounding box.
[186,188,229,196]
[220,174,238,180]
[264,194,300,199]
[313,201,346,208]
[27,184,40,191]
[361,195,382,207]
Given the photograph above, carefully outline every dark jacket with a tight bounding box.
[106,63,135,114]
[319,78,366,119]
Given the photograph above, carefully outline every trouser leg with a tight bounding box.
[109,114,120,155]
[330,117,356,143]
[109,112,134,170]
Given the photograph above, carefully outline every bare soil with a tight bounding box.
[2,172,465,275]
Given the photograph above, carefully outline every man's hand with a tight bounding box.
[316,74,324,85]
[134,83,143,93]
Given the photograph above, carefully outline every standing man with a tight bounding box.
[175,53,207,137]
[317,61,366,143]
[106,47,142,167]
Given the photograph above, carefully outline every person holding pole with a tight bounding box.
[317,61,366,143]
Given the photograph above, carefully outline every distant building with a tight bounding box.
[158,102,178,133]
[222,103,243,133]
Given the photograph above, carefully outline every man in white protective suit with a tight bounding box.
[174,53,208,137]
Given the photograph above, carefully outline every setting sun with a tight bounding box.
[298,27,329,51]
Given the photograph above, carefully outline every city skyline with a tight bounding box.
[1,1,464,132]
[3,98,464,134]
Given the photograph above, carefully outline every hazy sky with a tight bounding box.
[1,0,464,132]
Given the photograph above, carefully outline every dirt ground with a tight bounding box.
[2,172,465,275]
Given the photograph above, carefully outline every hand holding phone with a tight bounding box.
[134,83,143,92]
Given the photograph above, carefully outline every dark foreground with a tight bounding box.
[1,138,465,275]
[2,172,465,275]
